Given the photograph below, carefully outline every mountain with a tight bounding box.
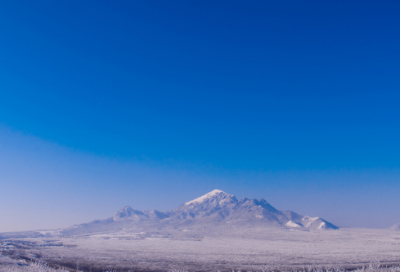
[389,223,400,231]
[59,189,338,236]
[113,206,169,221]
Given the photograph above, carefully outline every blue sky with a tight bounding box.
[1,1,400,232]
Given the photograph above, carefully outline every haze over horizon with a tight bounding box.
[1,1,400,232]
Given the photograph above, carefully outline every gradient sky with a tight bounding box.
[1,1,400,232]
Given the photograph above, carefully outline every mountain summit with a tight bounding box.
[184,189,235,205]
[172,189,238,220]
[61,189,338,236]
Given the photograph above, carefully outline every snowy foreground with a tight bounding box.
[1,228,400,272]
[1,263,400,272]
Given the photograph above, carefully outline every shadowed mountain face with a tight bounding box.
[60,189,338,236]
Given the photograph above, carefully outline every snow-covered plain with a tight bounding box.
[2,227,400,271]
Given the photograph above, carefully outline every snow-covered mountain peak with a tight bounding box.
[113,206,145,221]
[116,206,134,214]
[184,189,234,205]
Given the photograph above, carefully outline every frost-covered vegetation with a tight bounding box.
[0,262,67,272]
[2,228,400,271]
[3,262,400,272]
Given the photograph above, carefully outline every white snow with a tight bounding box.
[317,222,327,229]
[185,189,229,205]
[286,221,302,228]
[5,228,400,271]
[302,216,320,227]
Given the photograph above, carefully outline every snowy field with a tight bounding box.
[1,228,400,271]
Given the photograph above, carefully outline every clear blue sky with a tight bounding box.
[1,1,400,232]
